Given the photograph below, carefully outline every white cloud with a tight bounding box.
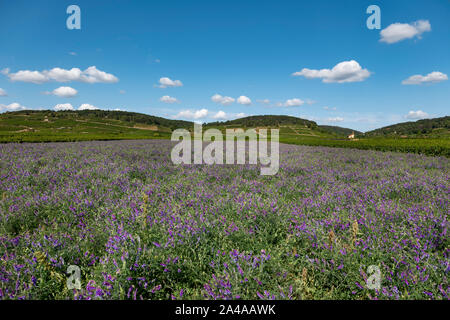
[160,95,179,104]
[305,99,316,105]
[211,94,235,106]
[79,66,118,83]
[380,20,431,44]
[257,99,270,104]
[7,66,118,84]
[0,102,27,112]
[212,110,227,120]
[323,106,337,111]
[292,60,370,83]
[405,110,429,119]
[327,117,344,122]
[78,103,99,110]
[54,103,104,112]
[212,111,247,120]
[1,68,9,75]
[283,98,304,107]
[119,90,126,94]
[69,52,77,56]
[175,108,209,119]
[50,86,78,97]
[402,71,448,85]
[237,95,252,105]
[43,68,82,83]
[0,88,7,96]
[8,70,48,84]
[54,103,74,111]
[157,77,183,88]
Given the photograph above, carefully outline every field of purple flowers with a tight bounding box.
[0,140,448,300]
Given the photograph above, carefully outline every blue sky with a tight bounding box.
[0,0,449,131]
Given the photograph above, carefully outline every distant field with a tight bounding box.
[1,111,449,157]
[0,112,172,142]
[206,125,450,157]
[278,135,450,158]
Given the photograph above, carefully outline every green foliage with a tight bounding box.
[279,136,450,157]
[207,115,317,129]
[365,116,450,138]
[318,125,362,137]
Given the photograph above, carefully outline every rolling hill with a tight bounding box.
[365,116,449,138]
[207,115,317,129]
[0,110,448,156]
[0,109,193,142]
[207,115,361,138]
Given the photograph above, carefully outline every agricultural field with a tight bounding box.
[2,111,449,157]
[0,140,448,300]
[0,111,173,142]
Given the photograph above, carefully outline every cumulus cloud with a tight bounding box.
[8,70,48,84]
[211,94,235,106]
[175,108,209,119]
[159,95,179,104]
[157,77,183,88]
[405,110,429,119]
[79,66,118,83]
[78,103,99,111]
[402,71,448,85]
[0,88,7,96]
[54,103,100,111]
[212,110,227,120]
[7,66,118,84]
[0,102,27,112]
[48,86,78,97]
[1,68,10,75]
[237,95,252,105]
[292,60,370,83]
[212,111,247,120]
[54,103,74,111]
[327,117,344,122]
[380,20,431,44]
[283,98,304,107]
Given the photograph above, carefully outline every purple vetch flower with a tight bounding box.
[151,285,162,293]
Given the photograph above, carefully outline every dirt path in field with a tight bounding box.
[14,126,34,133]
[288,126,319,137]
